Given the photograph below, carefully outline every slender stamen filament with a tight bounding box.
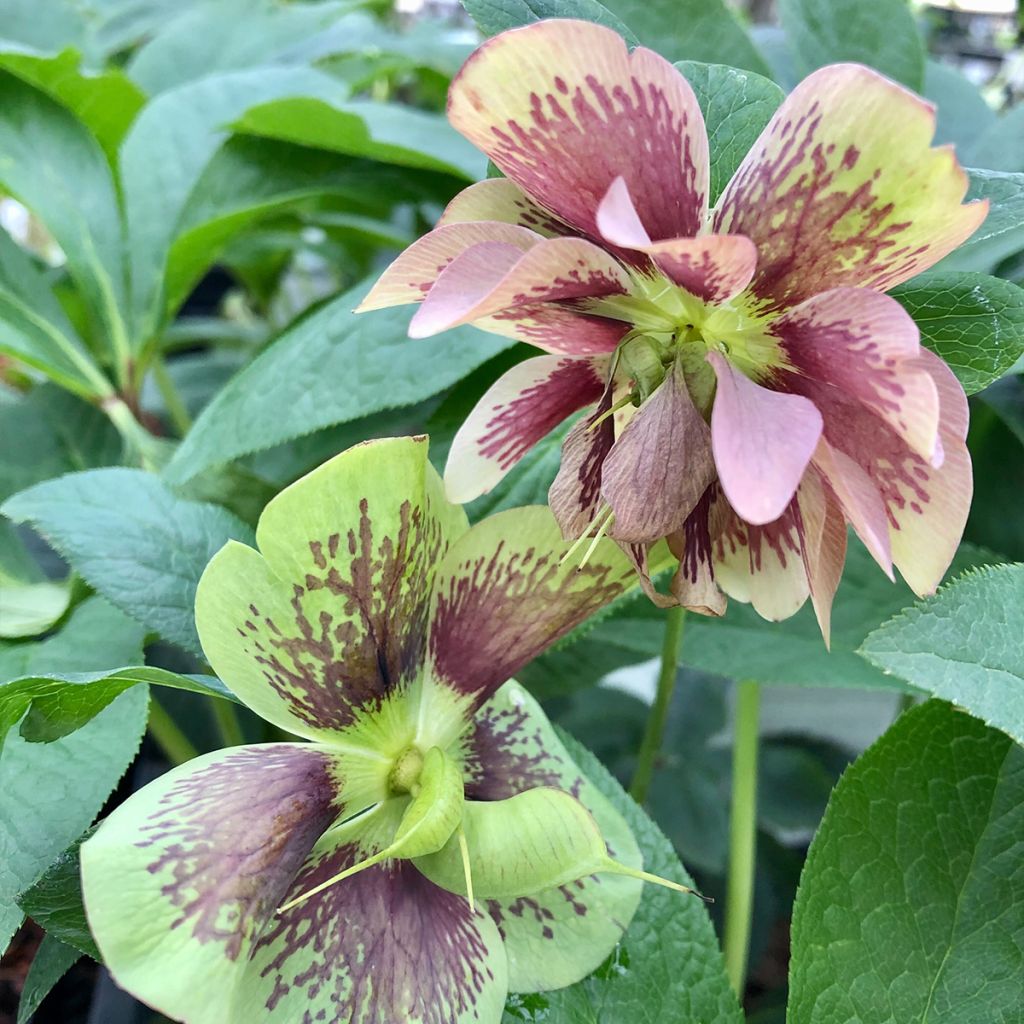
[560,504,615,569]
[457,826,475,911]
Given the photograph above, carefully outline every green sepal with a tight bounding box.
[618,335,666,402]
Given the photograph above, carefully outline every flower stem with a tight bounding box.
[148,697,199,766]
[151,354,192,437]
[210,699,245,749]
[630,605,686,803]
[723,679,761,996]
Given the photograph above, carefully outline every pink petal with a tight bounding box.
[667,485,728,616]
[602,360,715,542]
[797,467,848,646]
[438,178,572,237]
[774,288,940,462]
[410,235,630,338]
[597,177,757,303]
[476,302,627,356]
[916,346,969,441]
[444,354,608,504]
[356,221,539,312]
[448,19,709,242]
[713,64,988,311]
[708,351,823,526]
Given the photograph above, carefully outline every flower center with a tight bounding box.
[388,744,425,795]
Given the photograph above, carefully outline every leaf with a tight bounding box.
[164,280,511,485]
[1,470,255,655]
[860,563,1024,746]
[675,62,784,203]
[601,0,771,76]
[779,0,925,90]
[889,272,1024,395]
[0,666,236,750]
[980,374,1024,447]
[0,580,70,639]
[119,65,351,339]
[939,169,1024,273]
[789,700,1024,1024]
[17,829,99,961]
[502,731,742,1023]
[15,933,82,1024]
[0,73,129,350]
[0,686,148,951]
[0,47,144,163]
[923,60,996,152]
[460,0,640,45]
[967,103,1024,175]
[231,96,485,181]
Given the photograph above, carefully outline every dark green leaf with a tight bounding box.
[939,169,1024,273]
[505,731,742,1024]
[890,272,1024,394]
[0,686,148,950]
[602,0,771,76]
[789,700,1024,1024]
[231,97,485,181]
[779,0,925,89]
[860,563,1024,746]
[165,281,511,485]
[460,0,639,45]
[18,828,99,961]
[675,62,783,203]
[15,933,82,1024]
[1,470,254,655]
[1,666,236,749]
[924,60,996,152]
[967,103,1024,175]
[980,374,1024,446]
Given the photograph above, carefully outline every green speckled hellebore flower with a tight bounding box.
[80,436,693,1024]
[358,19,985,642]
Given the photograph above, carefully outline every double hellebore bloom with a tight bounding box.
[81,437,692,1024]
[359,19,985,640]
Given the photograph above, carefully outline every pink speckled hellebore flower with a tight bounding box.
[358,19,986,642]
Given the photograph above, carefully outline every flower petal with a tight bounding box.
[196,437,468,744]
[708,351,823,526]
[410,235,630,339]
[438,177,572,237]
[797,467,847,646]
[448,19,709,241]
[445,354,608,504]
[81,745,349,1024]
[666,485,728,616]
[596,176,757,303]
[460,680,642,991]
[602,359,715,543]
[548,375,621,539]
[475,301,628,356]
[774,287,940,462]
[713,63,987,309]
[421,505,635,735]
[234,803,508,1024]
[356,221,539,312]
[712,492,811,621]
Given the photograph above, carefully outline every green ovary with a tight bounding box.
[388,744,426,794]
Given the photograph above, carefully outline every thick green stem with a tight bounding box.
[148,697,199,766]
[210,699,245,748]
[724,679,761,996]
[630,605,686,803]
[151,354,192,437]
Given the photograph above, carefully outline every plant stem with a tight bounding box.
[724,679,761,997]
[630,605,686,803]
[151,355,192,436]
[211,699,245,748]
[148,697,199,766]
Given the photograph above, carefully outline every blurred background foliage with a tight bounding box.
[0,0,1021,1022]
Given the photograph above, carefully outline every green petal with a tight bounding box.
[195,436,468,747]
[81,744,350,1024]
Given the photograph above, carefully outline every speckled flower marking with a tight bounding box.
[359,19,985,641]
[81,436,673,1024]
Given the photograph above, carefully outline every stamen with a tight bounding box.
[277,847,390,914]
[457,826,475,911]
[559,504,614,568]
[605,860,714,903]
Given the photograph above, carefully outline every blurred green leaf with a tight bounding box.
[967,103,1024,175]
[461,0,639,45]
[779,0,924,89]
[789,700,1024,1024]
[0,580,70,640]
[15,933,81,1024]
[890,272,1024,395]
[924,60,996,152]
[940,169,1024,274]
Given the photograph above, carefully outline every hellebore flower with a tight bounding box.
[81,436,691,1024]
[358,19,985,640]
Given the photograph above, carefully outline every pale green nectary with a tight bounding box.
[81,435,694,1024]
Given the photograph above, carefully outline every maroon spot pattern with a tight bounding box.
[477,358,605,472]
[136,747,338,960]
[481,72,703,243]
[670,486,719,588]
[715,493,808,577]
[486,881,589,943]
[236,499,447,732]
[715,102,926,310]
[254,849,496,1023]
[429,540,629,708]
[488,302,626,356]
